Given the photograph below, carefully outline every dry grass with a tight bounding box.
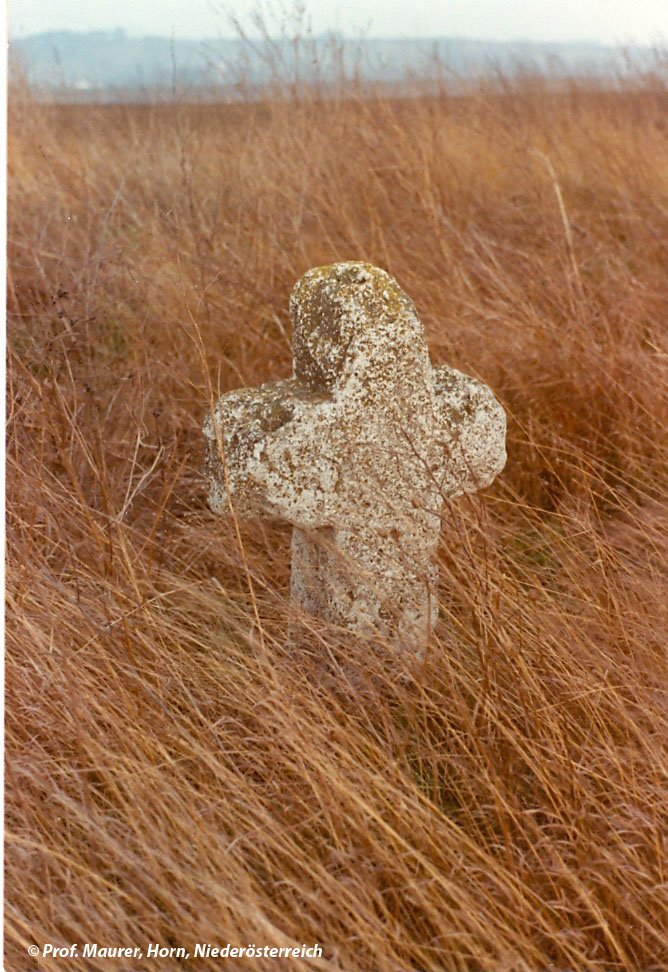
[6,64,668,971]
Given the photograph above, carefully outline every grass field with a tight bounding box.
[6,64,668,971]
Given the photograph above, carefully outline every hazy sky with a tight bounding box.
[7,0,668,45]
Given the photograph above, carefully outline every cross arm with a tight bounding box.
[431,364,507,497]
[204,378,340,527]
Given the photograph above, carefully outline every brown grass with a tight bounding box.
[6,65,668,971]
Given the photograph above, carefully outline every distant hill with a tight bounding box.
[9,29,658,97]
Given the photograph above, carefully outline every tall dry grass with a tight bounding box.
[6,64,668,971]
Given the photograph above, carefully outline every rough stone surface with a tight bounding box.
[204,262,506,651]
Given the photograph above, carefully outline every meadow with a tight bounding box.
[6,63,668,970]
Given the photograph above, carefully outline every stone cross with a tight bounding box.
[204,262,506,652]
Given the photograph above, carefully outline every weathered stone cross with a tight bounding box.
[204,262,506,652]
